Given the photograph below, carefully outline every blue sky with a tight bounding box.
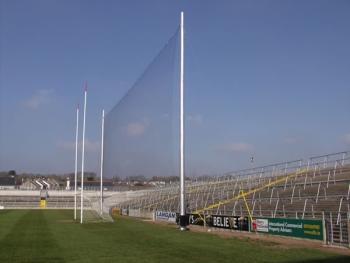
[0,0,349,177]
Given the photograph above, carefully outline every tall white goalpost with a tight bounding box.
[81,84,87,224]
[100,110,105,215]
[74,103,79,220]
[179,11,186,230]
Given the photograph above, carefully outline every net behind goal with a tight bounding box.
[77,192,114,223]
[103,28,180,179]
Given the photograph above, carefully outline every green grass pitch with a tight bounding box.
[0,210,348,263]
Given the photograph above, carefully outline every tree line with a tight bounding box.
[0,170,214,185]
[0,170,99,185]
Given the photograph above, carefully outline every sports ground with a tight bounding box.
[0,210,349,263]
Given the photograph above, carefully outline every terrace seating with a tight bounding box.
[109,153,350,247]
[112,154,350,222]
[0,192,84,209]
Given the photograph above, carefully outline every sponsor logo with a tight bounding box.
[213,216,237,229]
[156,211,176,221]
[188,214,204,225]
[252,218,269,232]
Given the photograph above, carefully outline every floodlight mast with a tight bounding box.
[81,84,87,224]
[179,11,187,230]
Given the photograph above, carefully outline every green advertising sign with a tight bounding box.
[251,217,323,241]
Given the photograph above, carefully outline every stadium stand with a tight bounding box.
[0,151,348,246]
[110,151,350,247]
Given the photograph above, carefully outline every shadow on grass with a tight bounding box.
[288,256,350,263]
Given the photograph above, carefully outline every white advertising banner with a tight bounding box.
[129,209,141,217]
[155,211,177,222]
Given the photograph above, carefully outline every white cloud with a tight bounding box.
[281,136,303,144]
[268,136,303,145]
[56,139,101,152]
[215,141,254,153]
[122,117,150,137]
[161,113,170,119]
[344,133,350,143]
[187,114,202,125]
[27,89,54,108]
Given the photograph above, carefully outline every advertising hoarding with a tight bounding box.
[186,214,249,231]
[251,217,323,241]
[155,211,177,222]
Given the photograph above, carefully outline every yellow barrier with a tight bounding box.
[112,208,120,215]
[141,183,218,210]
[195,169,308,214]
[40,200,46,210]
[240,186,252,222]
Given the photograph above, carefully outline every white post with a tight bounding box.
[179,11,186,230]
[81,84,87,224]
[100,109,105,215]
[74,103,79,220]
